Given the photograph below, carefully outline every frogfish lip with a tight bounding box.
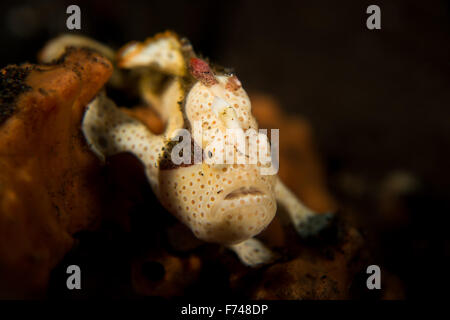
[223,187,264,200]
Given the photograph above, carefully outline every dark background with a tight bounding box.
[1,0,449,299]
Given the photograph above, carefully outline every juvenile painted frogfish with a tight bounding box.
[40,32,333,267]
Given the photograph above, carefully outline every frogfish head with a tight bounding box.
[158,58,278,245]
